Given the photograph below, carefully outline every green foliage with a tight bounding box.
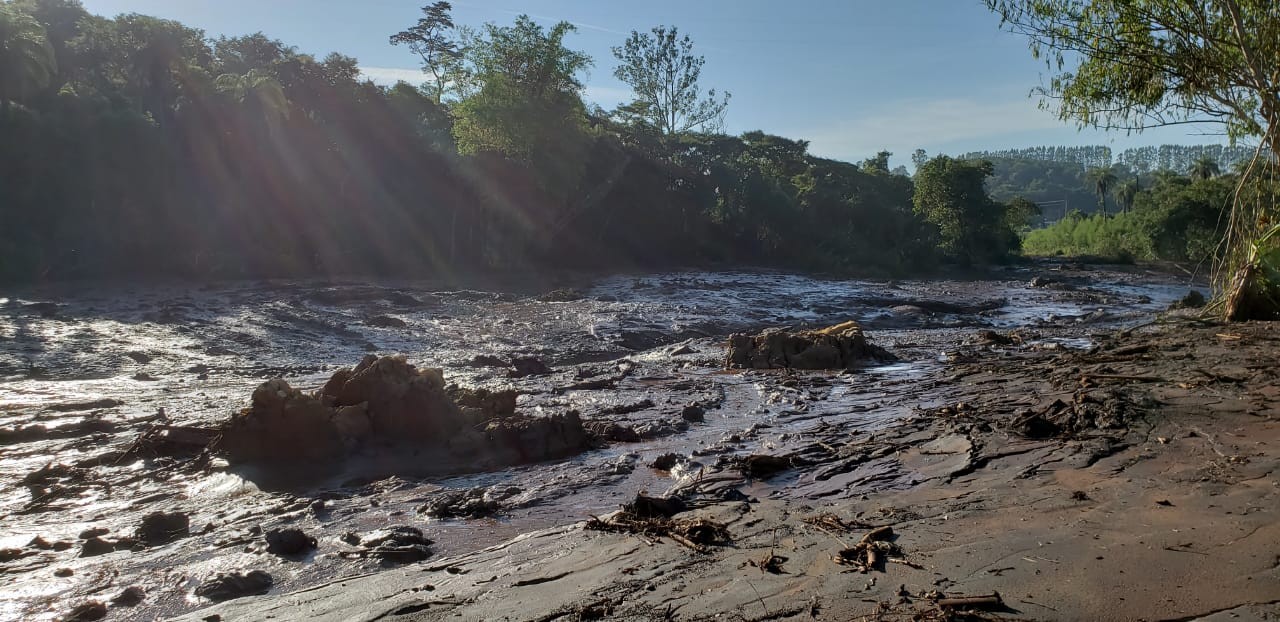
[913,156,1019,264]
[1022,174,1234,263]
[0,2,55,110]
[612,25,729,135]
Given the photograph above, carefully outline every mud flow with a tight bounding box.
[0,263,1190,621]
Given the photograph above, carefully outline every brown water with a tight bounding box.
[0,263,1193,620]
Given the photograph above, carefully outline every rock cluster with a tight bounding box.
[216,355,591,475]
[725,321,891,370]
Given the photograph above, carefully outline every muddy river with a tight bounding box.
[0,263,1194,621]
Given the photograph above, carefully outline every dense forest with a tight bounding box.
[0,0,1269,286]
[0,0,1033,284]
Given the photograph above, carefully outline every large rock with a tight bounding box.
[725,321,891,370]
[216,356,590,476]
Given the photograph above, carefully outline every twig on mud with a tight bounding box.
[1080,373,1166,383]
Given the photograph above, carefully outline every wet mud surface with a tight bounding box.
[0,264,1195,621]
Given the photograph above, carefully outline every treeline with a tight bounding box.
[0,0,1042,283]
[960,144,1258,174]
[1022,170,1234,264]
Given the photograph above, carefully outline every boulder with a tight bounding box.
[725,321,891,370]
[217,379,346,465]
[216,356,591,477]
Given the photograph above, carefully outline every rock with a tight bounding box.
[0,548,30,562]
[217,378,350,465]
[217,355,591,477]
[194,570,274,601]
[742,454,793,478]
[624,494,687,519]
[650,453,684,470]
[585,421,641,443]
[1029,276,1055,288]
[1170,289,1206,310]
[125,351,152,364]
[136,511,189,546]
[110,586,145,607]
[420,488,501,519]
[60,601,107,621]
[54,568,74,577]
[474,412,592,465]
[81,526,110,541]
[725,321,891,370]
[365,315,407,328]
[24,301,59,318]
[680,404,706,422]
[356,526,434,563]
[467,354,509,368]
[132,372,157,381]
[322,355,460,443]
[80,537,117,558]
[668,344,696,356]
[449,386,518,422]
[509,357,551,378]
[265,528,317,557]
[615,330,670,351]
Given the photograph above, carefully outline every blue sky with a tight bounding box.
[80,0,1224,166]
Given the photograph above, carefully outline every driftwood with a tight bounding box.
[937,592,1003,608]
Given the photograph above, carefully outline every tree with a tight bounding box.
[0,4,55,115]
[984,0,1280,318]
[612,25,729,135]
[1086,167,1117,217]
[390,2,461,103]
[911,148,929,173]
[1114,178,1139,214]
[215,68,289,124]
[1190,155,1221,181]
[913,156,1015,264]
[451,16,591,158]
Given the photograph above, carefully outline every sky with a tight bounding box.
[80,0,1227,167]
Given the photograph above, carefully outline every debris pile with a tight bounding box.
[585,494,731,553]
[726,321,892,370]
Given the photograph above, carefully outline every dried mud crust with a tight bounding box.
[177,320,1280,622]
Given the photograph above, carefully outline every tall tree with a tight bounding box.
[1086,167,1117,217]
[390,2,461,103]
[1190,155,1221,181]
[1113,178,1139,214]
[913,156,1015,264]
[0,3,54,114]
[612,25,729,135]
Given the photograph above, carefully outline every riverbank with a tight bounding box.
[181,319,1280,621]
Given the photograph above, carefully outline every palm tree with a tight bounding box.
[1189,155,1221,181]
[0,5,56,116]
[1086,167,1118,218]
[1113,178,1139,214]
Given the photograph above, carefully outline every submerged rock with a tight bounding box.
[726,321,891,370]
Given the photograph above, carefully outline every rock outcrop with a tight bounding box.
[725,321,891,370]
[216,355,591,476]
